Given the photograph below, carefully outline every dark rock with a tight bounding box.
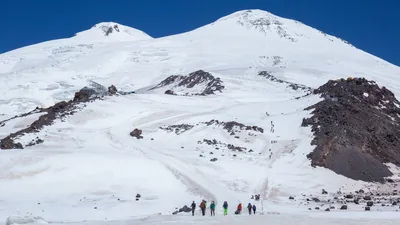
[330,206,335,209]
[322,189,328,195]
[210,152,214,154]
[199,154,204,157]
[160,124,194,135]
[258,71,312,93]
[345,194,353,199]
[94,207,97,209]
[367,201,374,207]
[359,189,365,194]
[386,178,395,183]
[303,78,400,182]
[354,199,360,204]
[108,85,118,95]
[233,154,237,157]
[130,129,143,139]
[365,206,370,211]
[153,70,225,96]
[205,120,264,134]
[210,158,218,162]
[165,90,176,95]
[289,196,295,200]
[340,205,348,210]
[136,194,141,198]
[325,208,330,211]
[312,197,321,203]
[364,196,372,201]
[315,207,320,210]
[393,202,397,206]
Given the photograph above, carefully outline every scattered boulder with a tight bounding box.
[325,208,330,211]
[393,202,398,206]
[312,197,321,203]
[365,206,370,211]
[345,194,353,199]
[367,201,374,207]
[322,189,328,195]
[289,196,295,200]
[340,205,348,210]
[130,129,143,139]
[210,158,218,162]
[364,196,372,201]
[165,90,176,95]
[108,85,118,95]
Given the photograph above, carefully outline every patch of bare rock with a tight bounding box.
[152,70,224,96]
[0,85,118,150]
[302,77,400,182]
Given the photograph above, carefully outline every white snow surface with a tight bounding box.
[1,9,400,224]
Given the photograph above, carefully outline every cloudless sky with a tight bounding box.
[2,0,399,66]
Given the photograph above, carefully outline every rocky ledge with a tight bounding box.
[302,77,400,182]
[152,70,224,96]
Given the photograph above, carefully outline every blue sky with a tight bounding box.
[2,0,399,66]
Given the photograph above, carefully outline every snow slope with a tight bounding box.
[1,9,400,224]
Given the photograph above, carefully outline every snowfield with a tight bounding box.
[1,9,400,224]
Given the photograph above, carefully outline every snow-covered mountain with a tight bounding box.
[1,9,400,224]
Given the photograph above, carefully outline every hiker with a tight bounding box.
[252,204,256,214]
[210,201,216,216]
[200,200,206,216]
[191,201,196,216]
[235,203,242,215]
[247,203,252,215]
[223,201,228,215]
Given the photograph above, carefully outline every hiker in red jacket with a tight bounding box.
[199,200,206,216]
[235,203,242,214]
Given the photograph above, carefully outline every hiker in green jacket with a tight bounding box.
[210,201,216,216]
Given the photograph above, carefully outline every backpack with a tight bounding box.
[200,202,205,208]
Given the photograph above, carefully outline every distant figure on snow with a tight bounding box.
[210,201,216,216]
[191,201,196,216]
[252,204,256,214]
[200,200,206,216]
[247,203,252,215]
[235,203,242,215]
[223,201,228,215]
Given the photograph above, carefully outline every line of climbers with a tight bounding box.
[190,200,257,216]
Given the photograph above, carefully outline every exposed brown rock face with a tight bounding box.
[302,78,400,182]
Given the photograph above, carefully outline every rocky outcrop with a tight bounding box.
[152,70,225,96]
[198,139,248,152]
[159,124,194,135]
[130,129,143,139]
[204,120,264,134]
[302,77,400,182]
[108,85,118,95]
[160,120,264,136]
[258,71,312,93]
[1,88,99,150]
